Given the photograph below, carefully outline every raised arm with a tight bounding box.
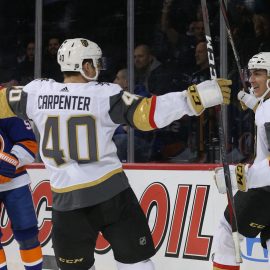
[109,79,231,131]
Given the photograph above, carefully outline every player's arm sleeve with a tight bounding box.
[109,91,143,128]
[109,90,194,131]
[0,86,28,119]
[246,158,270,189]
[1,117,38,166]
[11,140,38,167]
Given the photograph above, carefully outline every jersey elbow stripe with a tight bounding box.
[149,95,157,128]
[133,96,157,131]
[0,88,16,118]
[17,141,38,157]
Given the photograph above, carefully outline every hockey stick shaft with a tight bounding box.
[200,0,242,263]
[219,0,248,92]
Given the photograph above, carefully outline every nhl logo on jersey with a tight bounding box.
[139,236,146,246]
[80,39,89,47]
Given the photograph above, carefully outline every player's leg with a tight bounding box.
[101,188,156,270]
[213,188,270,269]
[212,216,241,270]
[4,185,42,270]
[0,228,7,270]
[52,207,99,270]
[266,239,270,265]
[260,227,270,265]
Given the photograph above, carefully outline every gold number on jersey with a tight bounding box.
[42,115,98,166]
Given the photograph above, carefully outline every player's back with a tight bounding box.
[24,79,129,210]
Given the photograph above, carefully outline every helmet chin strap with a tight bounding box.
[257,78,270,102]
[80,59,100,81]
[80,68,99,81]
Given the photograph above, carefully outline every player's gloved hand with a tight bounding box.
[186,78,231,115]
[0,151,19,184]
[214,163,248,194]
[237,90,259,112]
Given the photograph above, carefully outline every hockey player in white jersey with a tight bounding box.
[0,38,231,270]
[214,52,270,270]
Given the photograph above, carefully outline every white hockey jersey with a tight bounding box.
[2,79,194,211]
[245,99,270,188]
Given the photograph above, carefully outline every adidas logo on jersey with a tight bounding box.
[60,87,69,92]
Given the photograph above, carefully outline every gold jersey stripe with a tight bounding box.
[51,167,123,193]
[133,97,155,131]
[0,88,16,118]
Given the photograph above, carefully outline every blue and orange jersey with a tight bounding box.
[0,117,38,177]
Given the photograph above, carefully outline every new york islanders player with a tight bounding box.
[0,113,42,270]
[0,38,231,270]
[214,52,270,270]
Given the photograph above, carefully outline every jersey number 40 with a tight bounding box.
[42,115,98,166]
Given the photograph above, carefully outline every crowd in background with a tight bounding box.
[0,0,269,163]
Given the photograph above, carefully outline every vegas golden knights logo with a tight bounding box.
[81,39,89,47]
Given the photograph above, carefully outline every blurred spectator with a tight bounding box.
[114,68,150,97]
[190,41,210,84]
[134,44,175,95]
[252,13,270,52]
[191,21,205,44]
[113,68,128,91]
[152,41,209,163]
[227,2,256,67]
[12,41,35,85]
[152,0,195,75]
[112,67,154,162]
[135,44,160,95]
[189,41,218,163]
[0,48,17,84]
[42,37,63,82]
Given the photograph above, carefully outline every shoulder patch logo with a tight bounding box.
[122,91,139,106]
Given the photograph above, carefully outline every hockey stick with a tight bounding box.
[200,0,242,263]
[219,0,248,92]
